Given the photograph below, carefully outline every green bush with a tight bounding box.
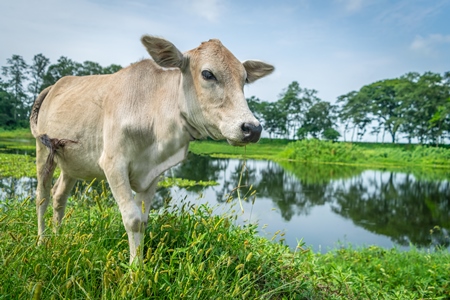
[279,139,450,168]
[279,139,366,163]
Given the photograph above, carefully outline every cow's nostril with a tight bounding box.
[241,123,251,133]
[241,123,262,143]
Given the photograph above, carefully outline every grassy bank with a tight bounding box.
[0,128,33,139]
[280,139,450,167]
[0,153,216,188]
[2,128,448,169]
[1,132,450,298]
[1,196,449,299]
[188,139,291,160]
[189,139,450,170]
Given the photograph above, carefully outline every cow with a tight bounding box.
[30,35,274,264]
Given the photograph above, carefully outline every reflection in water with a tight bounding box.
[162,154,450,251]
[1,153,449,251]
[0,177,37,200]
[332,172,450,248]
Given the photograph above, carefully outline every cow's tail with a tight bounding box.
[30,85,52,138]
[30,86,77,180]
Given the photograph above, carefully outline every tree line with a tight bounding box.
[1,53,449,144]
[247,81,340,141]
[248,72,450,144]
[0,54,121,128]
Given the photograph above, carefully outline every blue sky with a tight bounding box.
[1,0,449,105]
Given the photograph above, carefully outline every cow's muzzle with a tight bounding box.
[241,123,262,143]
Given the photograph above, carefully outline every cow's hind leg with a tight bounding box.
[51,172,77,230]
[35,141,56,242]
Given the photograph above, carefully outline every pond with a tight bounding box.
[158,154,450,252]
[2,149,449,252]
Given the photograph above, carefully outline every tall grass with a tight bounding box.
[279,139,450,168]
[0,153,38,178]
[279,139,366,163]
[0,195,305,299]
[1,188,449,299]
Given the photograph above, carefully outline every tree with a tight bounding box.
[78,61,104,76]
[28,54,50,101]
[297,101,340,140]
[278,81,319,139]
[42,56,82,89]
[103,64,122,74]
[419,72,450,144]
[246,96,263,121]
[1,55,29,122]
[360,79,406,143]
[0,54,124,129]
[0,78,16,127]
[323,128,341,141]
[397,72,450,144]
[337,91,372,142]
[259,101,288,139]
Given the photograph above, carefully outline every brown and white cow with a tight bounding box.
[30,35,274,263]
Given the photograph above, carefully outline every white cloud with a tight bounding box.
[376,0,448,29]
[189,0,226,22]
[336,0,364,12]
[410,34,450,54]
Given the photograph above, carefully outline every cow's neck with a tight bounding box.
[177,73,205,141]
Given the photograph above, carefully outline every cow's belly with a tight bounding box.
[54,138,106,180]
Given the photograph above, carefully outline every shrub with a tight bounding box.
[279,139,366,163]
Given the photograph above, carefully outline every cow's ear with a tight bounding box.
[141,35,186,69]
[242,60,275,84]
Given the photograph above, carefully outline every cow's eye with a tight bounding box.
[202,70,217,81]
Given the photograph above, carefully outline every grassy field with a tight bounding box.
[0,127,33,139]
[1,192,449,299]
[189,138,450,171]
[2,129,449,169]
[188,138,290,160]
[1,130,450,298]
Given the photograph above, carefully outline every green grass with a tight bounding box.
[279,139,450,169]
[0,153,38,178]
[0,153,217,188]
[188,138,290,160]
[0,127,33,139]
[279,139,366,164]
[190,138,450,169]
[1,132,450,298]
[3,132,449,170]
[1,194,449,299]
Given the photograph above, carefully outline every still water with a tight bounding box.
[1,153,449,252]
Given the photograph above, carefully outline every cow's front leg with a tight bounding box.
[132,180,159,256]
[101,160,144,264]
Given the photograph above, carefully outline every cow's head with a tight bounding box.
[141,35,274,146]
